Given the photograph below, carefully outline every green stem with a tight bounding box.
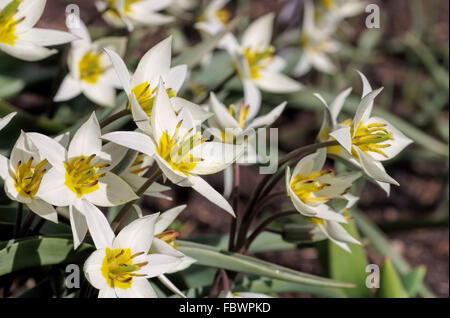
[14,203,23,238]
[234,140,338,251]
[228,163,239,251]
[99,109,130,129]
[111,168,162,232]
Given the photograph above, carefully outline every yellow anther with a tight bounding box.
[78,51,106,84]
[14,157,48,199]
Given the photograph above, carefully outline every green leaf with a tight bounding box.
[0,237,93,277]
[172,15,243,68]
[376,258,408,298]
[352,209,435,298]
[324,219,371,297]
[401,266,426,297]
[176,240,354,289]
[0,75,25,99]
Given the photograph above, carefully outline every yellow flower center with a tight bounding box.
[101,248,148,289]
[157,121,205,175]
[0,0,22,45]
[310,217,325,226]
[351,122,393,158]
[14,157,48,199]
[321,0,335,10]
[130,82,177,120]
[64,155,109,198]
[241,46,275,79]
[78,51,106,84]
[155,230,179,248]
[220,103,251,143]
[107,0,141,15]
[300,33,331,54]
[290,169,334,205]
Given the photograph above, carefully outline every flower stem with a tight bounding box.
[99,109,130,129]
[243,210,297,252]
[17,212,36,237]
[234,140,338,251]
[14,203,23,238]
[111,168,162,232]
[228,163,240,250]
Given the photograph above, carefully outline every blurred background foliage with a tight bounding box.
[0,0,448,297]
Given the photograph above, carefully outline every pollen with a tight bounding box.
[290,169,334,206]
[64,154,109,198]
[241,46,275,79]
[157,121,205,175]
[351,122,393,158]
[129,153,151,175]
[0,0,22,46]
[14,157,48,199]
[155,230,179,248]
[78,51,106,84]
[101,248,148,289]
[130,82,177,120]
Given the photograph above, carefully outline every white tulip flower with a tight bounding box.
[286,149,361,222]
[0,112,16,131]
[293,0,340,77]
[309,193,361,253]
[105,37,210,135]
[27,113,138,248]
[103,80,243,217]
[96,0,174,31]
[132,204,196,298]
[225,13,302,117]
[315,0,366,26]
[0,132,58,223]
[315,72,413,195]
[54,18,127,108]
[207,93,286,196]
[0,0,75,61]
[83,213,184,298]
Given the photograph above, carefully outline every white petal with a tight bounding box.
[27,199,58,223]
[330,126,352,154]
[209,93,239,129]
[188,175,235,217]
[104,48,131,94]
[354,147,399,185]
[132,37,172,88]
[171,97,213,125]
[151,79,178,142]
[0,41,57,62]
[357,70,372,99]
[311,53,337,74]
[243,79,261,121]
[326,221,361,245]
[70,204,88,249]
[75,200,115,249]
[115,278,156,298]
[246,101,286,130]
[113,213,159,253]
[99,288,117,298]
[154,205,186,234]
[26,132,66,168]
[167,65,187,92]
[54,75,82,102]
[37,167,75,207]
[241,13,274,50]
[0,112,16,131]
[68,112,102,159]
[293,55,312,77]
[353,87,383,129]
[190,142,243,175]
[81,82,116,108]
[19,28,75,46]
[102,131,156,157]
[158,275,186,298]
[0,155,9,180]
[329,87,352,122]
[84,172,138,207]
[140,254,182,278]
[83,248,108,290]
[255,71,303,93]
[222,165,233,198]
